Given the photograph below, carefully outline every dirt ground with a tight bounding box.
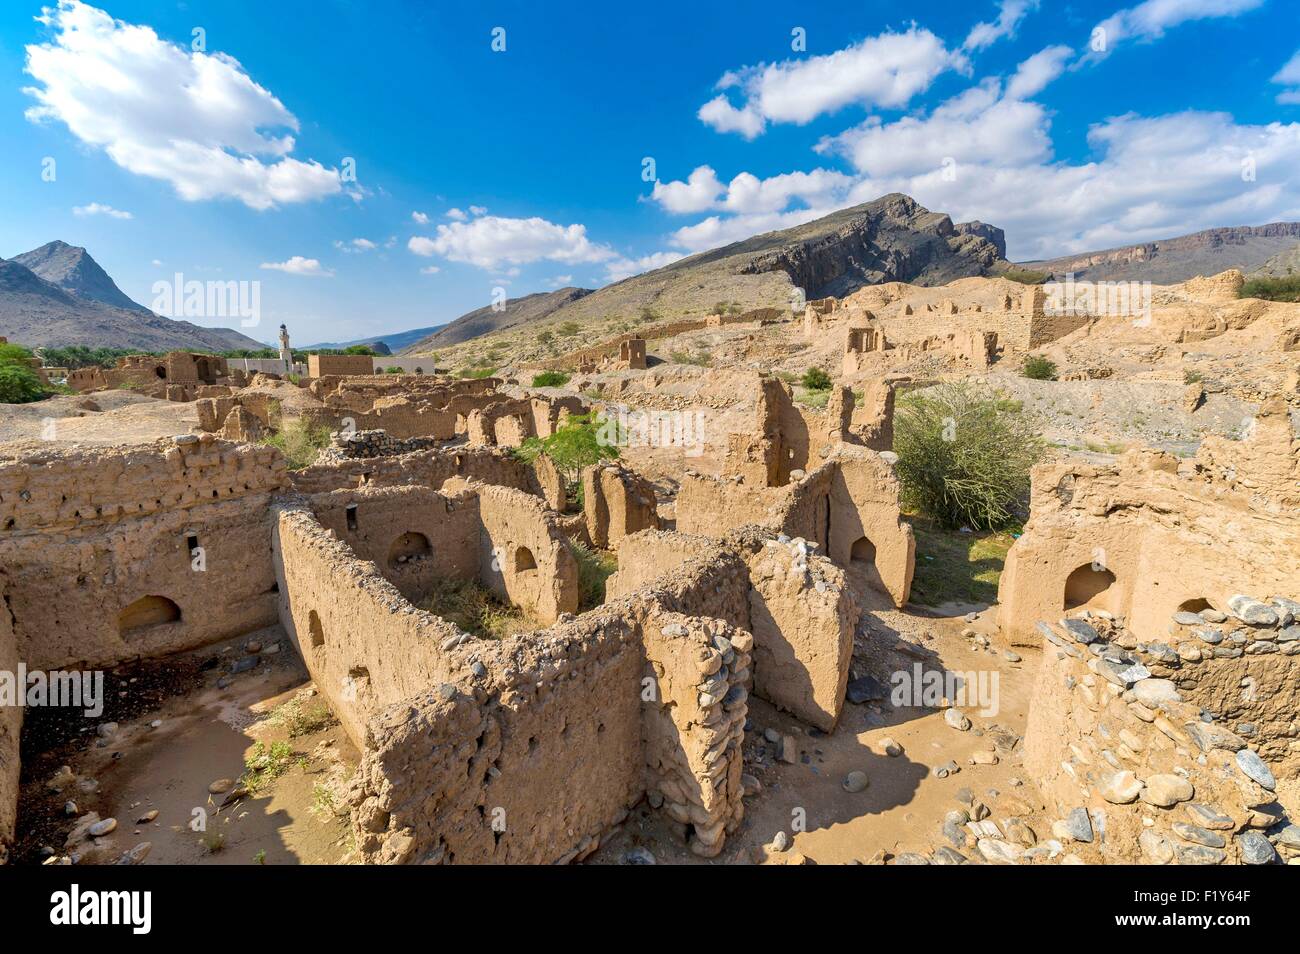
[16,627,356,866]
[0,390,197,444]
[589,591,1047,865]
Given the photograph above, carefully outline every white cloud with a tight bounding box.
[604,251,685,282]
[668,206,840,254]
[333,238,377,253]
[818,80,1052,177]
[699,27,967,138]
[469,205,487,216]
[411,210,430,225]
[72,201,131,218]
[23,1,341,209]
[408,215,615,269]
[651,165,854,216]
[446,207,467,221]
[651,166,725,213]
[1274,49,1300,104]
[835,109,1300,260]
[964,0,1038,52]
[1006,45,1073,100]
[1084,0,1264,63]
[150,258,162,265]
[260,256,333,277]
[419,265,440,275]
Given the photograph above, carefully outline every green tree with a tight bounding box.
[514,413,619,507]
[0,343,50,404]
[894,382,1045,531]
[800,367,832,390]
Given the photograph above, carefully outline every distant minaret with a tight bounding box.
[278,324,292,372]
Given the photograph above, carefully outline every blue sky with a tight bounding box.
[0,0,1297,345]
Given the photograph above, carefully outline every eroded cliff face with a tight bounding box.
[739,195,1006,299]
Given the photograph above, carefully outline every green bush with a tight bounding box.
[0,343,50,404]
[569,538,617,611]
[261,417,331,469]
[894,382,1046,531]
[800,367,832,390]
[1240,274,1300,302]
[1021,355,1057,380]
[514,413,619,508]
[531,371,570,388]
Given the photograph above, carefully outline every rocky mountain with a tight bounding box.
[401,287,594,353]
[1021,222,1300,283]
[0,245,265,352]
[11,240,149,312]
[404,194,1007,354]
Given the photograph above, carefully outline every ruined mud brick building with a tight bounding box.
[0,392,889,862]
[675,375,915,607]
[809,281,1093,376]
[998,394,1300,644]
[68,351,231,400]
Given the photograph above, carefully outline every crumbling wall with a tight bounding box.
[346,550,756,864]
[1024,606,1297,864]
[290,445,544,498]
[0,437,285,669]
[475,484,580,623]
[273,500,463,746]
[609,527,860,731]
[999,397,1300,645]
[582,462,661,549]
[676,448,914,607]
[305,485,481,605]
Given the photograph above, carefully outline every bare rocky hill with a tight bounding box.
[401,287,593,353]
[0,245,265,352]
[12,240,148,312]
[1022,222,1300,282]
[405,194,1007,355]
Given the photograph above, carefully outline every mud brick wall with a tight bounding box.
[610,527,858,731]
[1025,610,1296,865]
[305,485,481,605]
[289,445,544,497]
[347,551,754,864]
[272,501,463,746]
[0,437,286,669]
[474,484,580,623]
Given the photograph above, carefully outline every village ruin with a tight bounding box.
[1,262,1297,870]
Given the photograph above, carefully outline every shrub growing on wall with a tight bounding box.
[514,412,619,506]
[893,382,1045,530]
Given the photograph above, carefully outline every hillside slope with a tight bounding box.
[405,194,1006,355]
[401,287,594,353]
[1022,223,1300,283]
